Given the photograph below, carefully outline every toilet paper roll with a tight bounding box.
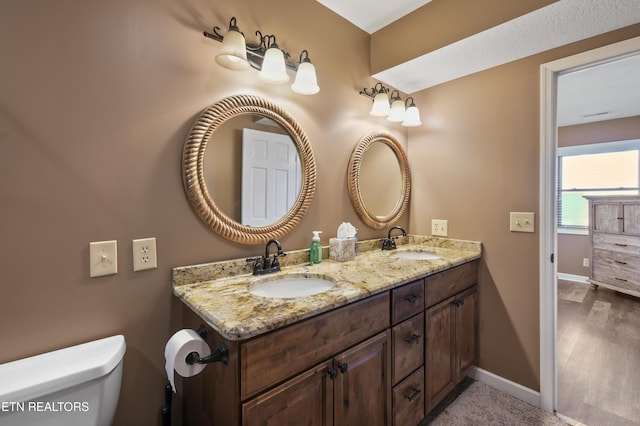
[164,329,211,392]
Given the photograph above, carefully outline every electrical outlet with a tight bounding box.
[89,240,118,277]
[583,258,589,267]
[509,212,535,233]
[432,219,448,237]
[132,238,157,272]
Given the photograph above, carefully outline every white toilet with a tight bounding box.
[0,335,126,426]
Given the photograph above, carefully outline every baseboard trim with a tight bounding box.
[557,273,589,283]
[468,367,541,408]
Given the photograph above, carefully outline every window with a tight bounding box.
[557,140,640,231]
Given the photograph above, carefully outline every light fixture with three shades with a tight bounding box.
[360,83,422,127]
[204,17,320,95]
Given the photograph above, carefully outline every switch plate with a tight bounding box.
[583,258,589,267]
[133,237,157,272]
[89,240,118,277]
[432,219,448,237]
[510,212,535,233]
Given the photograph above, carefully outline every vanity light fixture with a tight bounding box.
[359,83,422,127]
[204,17,319,95]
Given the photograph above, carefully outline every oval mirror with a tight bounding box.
[183,95,316,244]
[348,131,411,230]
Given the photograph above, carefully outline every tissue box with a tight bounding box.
[329,238,356,262]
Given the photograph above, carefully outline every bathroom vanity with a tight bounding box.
[172,236,481,426]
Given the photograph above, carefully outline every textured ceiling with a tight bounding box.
[317,0,640,125]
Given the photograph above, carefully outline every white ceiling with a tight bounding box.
[317,0,640,126]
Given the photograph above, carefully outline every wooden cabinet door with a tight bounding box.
[622,203,640,235]
[425,297,456,413]
[455,287,478,381]
[593,203,621,233]
[333,331,391,426]
[242,360,334,426]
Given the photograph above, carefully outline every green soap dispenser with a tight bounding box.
[310,231,322,264]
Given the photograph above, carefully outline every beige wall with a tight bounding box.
[557,116,640,276]
[0,1,403,424]
[408,27,640,390]
[1,0,640,424]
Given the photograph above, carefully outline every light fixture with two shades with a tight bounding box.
[204,17,320,95]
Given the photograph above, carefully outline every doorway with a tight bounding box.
[539,35,640,415]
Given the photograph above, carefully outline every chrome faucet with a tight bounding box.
[381,226,407,250]
[246,239,287,275]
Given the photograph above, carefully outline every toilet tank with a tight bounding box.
[0,335,126,426]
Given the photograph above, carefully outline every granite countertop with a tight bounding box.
[172,235,481,341]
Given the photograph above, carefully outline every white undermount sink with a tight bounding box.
[248,274,336,299]
[393,250,443,261]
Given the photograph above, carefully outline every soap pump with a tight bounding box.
[310,231,322,264]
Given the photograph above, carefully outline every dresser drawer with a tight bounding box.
[592,249,640,292]
[392,279,424,324]
[593,233,640,255]
[392,312,424,384]
[393,366,425,426]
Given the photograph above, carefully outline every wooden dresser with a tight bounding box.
[586,195,640,298]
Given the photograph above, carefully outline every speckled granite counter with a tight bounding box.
[172,235,481,341]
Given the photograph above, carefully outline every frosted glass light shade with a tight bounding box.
[387,98,406,122]
[402,105,422,127]
[215,29,250,70]
[370,92,390,116]
[258,47,290,84]
[291,61,319,95]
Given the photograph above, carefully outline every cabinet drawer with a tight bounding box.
[393,367,425,426]
[425,261,478,308]
[241,292,390,399]
[392,313,424,384]
[392,279,424,324]
[592,249,640,292]
[593,233,640,255]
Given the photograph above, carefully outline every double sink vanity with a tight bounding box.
[175,94,482,425]
[173,235,481,426]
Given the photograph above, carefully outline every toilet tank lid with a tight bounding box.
[0,335,126,402]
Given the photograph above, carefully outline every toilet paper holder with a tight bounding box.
[185,325,229,365]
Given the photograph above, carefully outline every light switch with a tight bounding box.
[89,240,118,277]
[510,212,535,233]
[432,219,448,237]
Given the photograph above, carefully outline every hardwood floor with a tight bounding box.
[557,279,640,426]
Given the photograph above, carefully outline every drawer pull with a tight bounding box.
[403,334,421,344]
[615,277,628,282]
[614,243,628,247]
[614,260,628,265]
[452,298,465,307]
[405,387,422,401]
[404,294,422,303]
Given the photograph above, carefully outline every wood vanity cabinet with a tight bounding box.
[241,292,391,426]
[424,261,478,413]
[586,196,640,298]
[181,260,479,426]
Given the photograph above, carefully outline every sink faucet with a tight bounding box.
[247,239,287,275]
[382,226,407,250]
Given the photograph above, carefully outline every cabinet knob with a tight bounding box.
[338,362,348,374]
[328,367,338,379]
